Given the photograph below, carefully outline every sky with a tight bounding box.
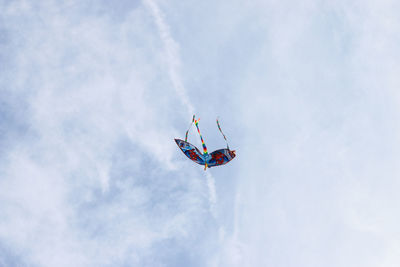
[1,0,400,266]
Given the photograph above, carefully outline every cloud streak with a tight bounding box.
[143,0,195,116]
[143,0,220,237]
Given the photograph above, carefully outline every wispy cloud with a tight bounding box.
[205,171,217,217]
[143,0,194,116]
[2,0,399,266]
[0,1,215,266]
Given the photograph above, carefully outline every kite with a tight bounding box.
[175,115,236,170]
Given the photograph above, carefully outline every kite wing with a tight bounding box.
[207,148,236,168]
[175,139,205,165]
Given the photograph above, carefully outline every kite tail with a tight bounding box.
[185,115,195,142]
[217,118,230,150]
[194,118,208,155]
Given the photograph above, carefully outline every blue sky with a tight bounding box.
[1,0,400,266]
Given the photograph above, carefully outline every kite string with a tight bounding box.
[217,117,230,149]
[185,115,195,142]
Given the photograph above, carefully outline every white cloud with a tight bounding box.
[2,0,400,266]
[143,0,195,116]
[0,1,217,266]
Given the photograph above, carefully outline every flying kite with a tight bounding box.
[175,115,236,170]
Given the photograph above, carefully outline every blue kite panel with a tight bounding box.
[175,139,205,165]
